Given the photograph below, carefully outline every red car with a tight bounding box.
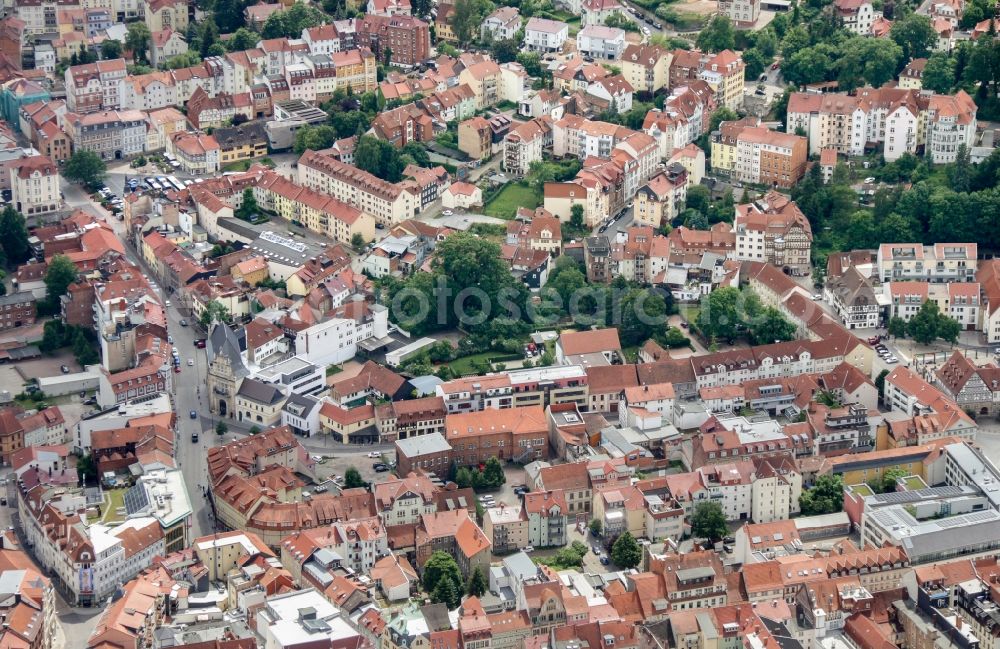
[771,62,780,70]
[174,366,181,373]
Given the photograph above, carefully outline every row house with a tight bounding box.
[64,110,146,161]
[373,396,447,442]
[787,85,977,163]
[64,58,126,114]
[297,150,419,227]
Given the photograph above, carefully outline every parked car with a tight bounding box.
[187,358,194,366]
[189,410,197,419]
[180,319,188,326]
[523,546,535,553]
[367,451,382,458]
[195,339,206,348]
[191,432,199,442]
[374,463,390,472]
[60,365,70,374]
[600,556,610,565]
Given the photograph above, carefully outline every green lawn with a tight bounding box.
[483,183,542,220]
[222,157,275,172]
[446,351,521,376]
[89,488,128,525]
[904,476,926,491]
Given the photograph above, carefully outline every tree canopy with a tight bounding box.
[690,501,728,541]
[63,151,107,190]
[800,475,844,516]
[610,531,642,569]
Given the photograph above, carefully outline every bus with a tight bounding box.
[166,176,185,192]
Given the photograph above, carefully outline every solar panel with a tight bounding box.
[124,483,150,515]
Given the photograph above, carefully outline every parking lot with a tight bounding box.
[312,448,397,488]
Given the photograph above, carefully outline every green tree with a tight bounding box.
[76,453,98,483]
[451,0,494,44]
[799,475,844,516]
[100,40,123,59]
[199,300,231,328]
[227,28,258,52]
[293,124,338,154]
[431,574,461,609]
[354,135,404,182]
[887,316,908,339]
[72,329,99,366]
[690,501,728,541]
[845,211,877,249]
[875,368,890,401]
[261,2,324,38]
[422,550,463,593]
[907,300,944,344]
[44,254,78,307]
[880,467,909,493]
[344,466,366,488]
[516,51,542,77]
[351,233,366,250]
[618,287,670,347]
[890,14,938,61]
[164,51,202,69]
[40,320,67,353]
[922,52,956,93]
[696,15,735,52]
[466,566,487,596]
[63,151,107,189]
[0,206,31,264]
[685,184,711,215]
[589,519,602,536]
[455,466,473,488]
[610,531,642,568]
[482,456,505,487]
[216,420,228,435]
[236,188,259,221]
[570,204,585,230]
[936,314,961,344]
[699,286,742,342]
[212,0,246,32]
[126,22,151,63]
[747,307,797,345]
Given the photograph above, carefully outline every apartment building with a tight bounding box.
[719,0,760,24]
[482,6,521,40]
[620,44,671,94]
[524,18,569,53]
[834,0,881,34]
[633,164,687,229]
[732,127,808,188]
[10,154,59,215]
[356,15,430,67]
[503,117,550,177]
[576,25,626,60]
[331,47,377,95]
[298,150,419,226]
[64,59,126,113]
[733,191,813,275]
[877,243,976,283]
[787,86,977,163]
[670,48,745,111]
